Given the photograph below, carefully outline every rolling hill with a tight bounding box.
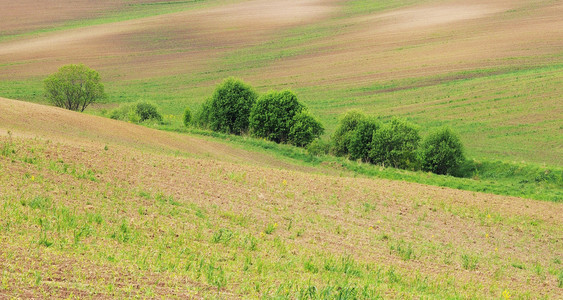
[1,98,562,298]
[1,0,562,298]
[0,0,561,164]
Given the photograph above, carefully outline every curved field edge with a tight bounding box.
[1,97,561,202]
[152,125,563,203]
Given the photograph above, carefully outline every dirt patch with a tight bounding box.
[368,3,505,32]
[0,0,337,79]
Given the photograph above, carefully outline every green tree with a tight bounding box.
[331,110,366,156]
[194,99,212,129]
[370,118,420,169]
[419,127,465,175]
[183,107,192,127]
[135,101,162,122]
[249,90,304,143]
[209,77,257,135]
[288,111,324,147]
[44,64,106,112]
[349,117,380,162]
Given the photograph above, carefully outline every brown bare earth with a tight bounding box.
[0,0,559,83]
[0,0,338,80]
[1,99,562,298]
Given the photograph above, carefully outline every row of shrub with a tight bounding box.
[107,77,466,176]
[191,77,324,147]
[315,110,466,175]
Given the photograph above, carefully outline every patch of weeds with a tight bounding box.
[33,271,41,286]
[387,266,401,284]
[390,240,415,261]
[75,168,98,182]
[86,212,103,225]
[227,171,247,183]
[244,234,258,251]
[37,218,53,247]
[25,196,51,210]
[511,262,525,270]
[558,270,563,288]
[264,222,278,235]
[304,258,319,273]
[205,261,227,290]
[111,220,131,243]
[22,155,38,164]
[376,233,389,241]
[211,228,233,244]
[363,202,376,212]
[138,190,152,199]
[325,255,362,277]
[285,192,295,199]
[220,211,249,227]
[533,263,545,279]
[155,192,180,206]
[1,131,15,157]
[340,256,362,277]
[461,254,479,270]
[73,224,93,244]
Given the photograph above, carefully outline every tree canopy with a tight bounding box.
[44,64,106,112]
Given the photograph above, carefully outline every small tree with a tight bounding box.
[194,99,212,129]
[331,110,366,156]
[419,127,465,175]
[44,64,106,112]
[288,111,324,147]
[249,90,304,143]
[349,117,380,162]
[135,101,162,122]
[209,77,257,135]
[370,118,420,169]
[183,107,192,127]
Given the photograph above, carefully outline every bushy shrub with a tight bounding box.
[419,127,465,175]
[288,111,324,147]
[108,102,162,124]
[194,99,211,129]
[307,139,331,156]
[331,110,366,156]
[135,101,162,122]
[370,118,420,169]
[349,117,380,162]
[249,90,304,143]
[109,104,135,122]
[208,77,257,135]
[183,107,192,127]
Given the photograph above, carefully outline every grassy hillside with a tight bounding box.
[0,0,561,166]
[1,99,562,298]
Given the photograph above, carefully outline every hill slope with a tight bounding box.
[0,0,561,165]
[1,99,562,298]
